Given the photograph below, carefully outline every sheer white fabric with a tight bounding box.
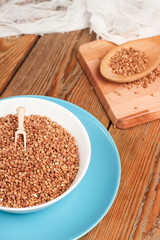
[0,0,160,44]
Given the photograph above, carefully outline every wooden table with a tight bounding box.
[0,29,160,240]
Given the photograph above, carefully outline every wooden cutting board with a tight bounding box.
[77,40,160,129]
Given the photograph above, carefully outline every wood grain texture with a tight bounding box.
[0,35,38,95]
[80,121,160,240]
[1,30,110,128]
[77,40,160,129]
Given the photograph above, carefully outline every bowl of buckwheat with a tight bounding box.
[0,97,91,213]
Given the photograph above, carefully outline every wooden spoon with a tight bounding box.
[100,35,160,83]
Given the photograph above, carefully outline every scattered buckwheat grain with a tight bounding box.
[123,65,160,89]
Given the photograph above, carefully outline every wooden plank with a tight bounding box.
[77,40,160,129]
[1,30,110,128]
[0,35,38,95]
[80,120,160,240]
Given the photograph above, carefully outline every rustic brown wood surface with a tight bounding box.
[78,40,160,129]
[0,29,159,240]
[0,35,38,95]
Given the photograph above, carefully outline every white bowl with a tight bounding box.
[0,97,91,213]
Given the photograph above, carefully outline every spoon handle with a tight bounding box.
[149,35,160,44]
[17,106,26,131]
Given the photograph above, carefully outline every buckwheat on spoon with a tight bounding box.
[100,35,160,83]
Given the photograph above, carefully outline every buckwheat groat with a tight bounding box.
[0,114,79,208]
[109,47,149,76]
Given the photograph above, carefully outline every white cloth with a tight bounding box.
[0,0,160,44]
